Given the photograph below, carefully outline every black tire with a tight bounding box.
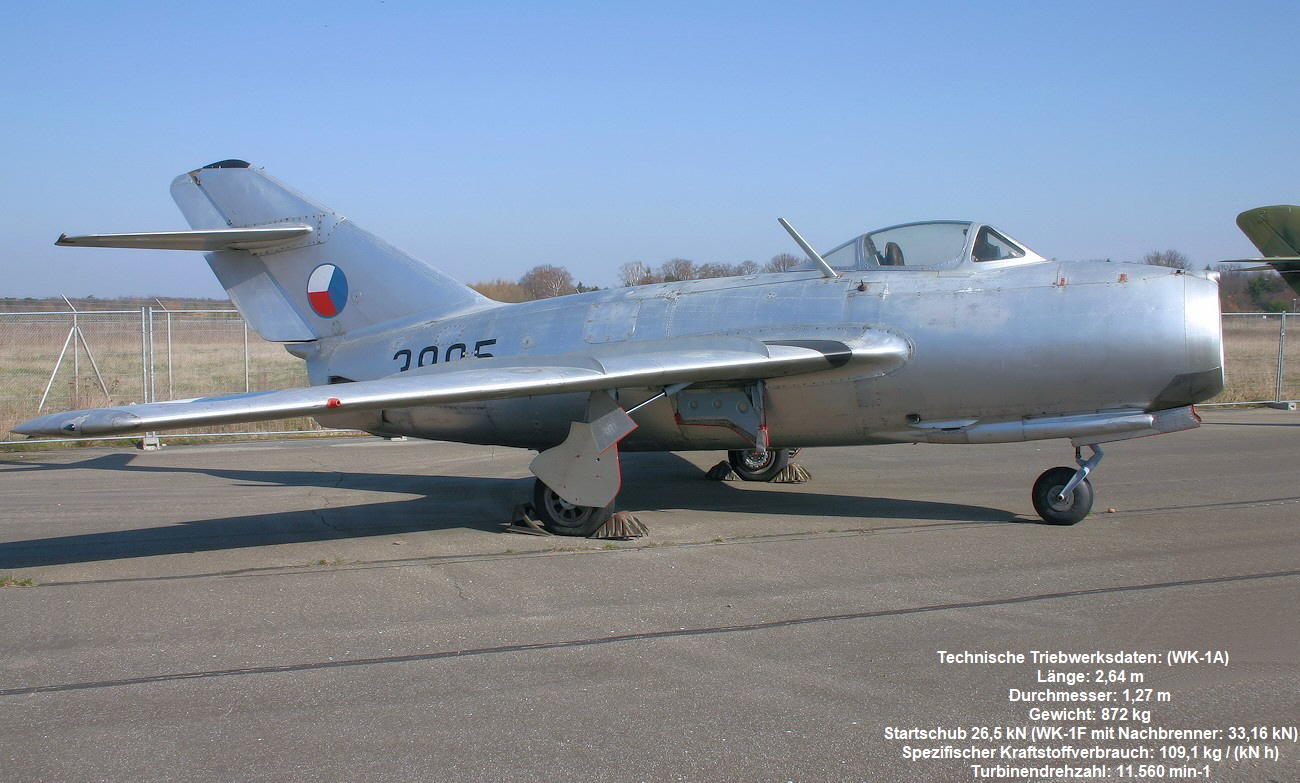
[532,479,613,537]
[727,448,791,482]
[1031,467,1093,525]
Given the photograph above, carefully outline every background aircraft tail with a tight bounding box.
[169,160,493,341]
[1236,205,1300,296]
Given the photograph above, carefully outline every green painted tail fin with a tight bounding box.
[1236,205,1300,295]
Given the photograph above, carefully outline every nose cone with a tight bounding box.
[1153,272,1224,408]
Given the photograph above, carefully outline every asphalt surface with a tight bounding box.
[0,408,1296,782]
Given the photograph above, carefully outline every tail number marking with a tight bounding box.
[393,339,497,371]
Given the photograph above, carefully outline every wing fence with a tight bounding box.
[0,308,1294,446]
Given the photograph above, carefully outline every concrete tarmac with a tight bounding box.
[0,408,1296,781]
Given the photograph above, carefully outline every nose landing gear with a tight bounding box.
[1032,445,1102,525]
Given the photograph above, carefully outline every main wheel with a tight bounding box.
[532,479,613,537]
[727,448,791,482]
[1031,467,1093,525]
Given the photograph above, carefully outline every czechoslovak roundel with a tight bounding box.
[307,264,348,318]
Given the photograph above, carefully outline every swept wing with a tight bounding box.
[13,334,907,437]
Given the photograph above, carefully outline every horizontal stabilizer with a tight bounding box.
[55,226,313,251]
[1226,260,1300,276]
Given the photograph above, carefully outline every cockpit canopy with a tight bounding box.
[812,221,1046,271]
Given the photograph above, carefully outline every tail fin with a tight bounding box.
[1236,205,1300,296]
[175,160,494,340]
[59,160,493,342]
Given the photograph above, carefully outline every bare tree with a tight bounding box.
[764,253,802,273]
[519,264,576,299]
[618,261,652,287]
[659,258,697,282]
[694,261,761,279]
[1143,249,1191,270]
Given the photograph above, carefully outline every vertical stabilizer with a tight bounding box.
[1236,205,1300,296]
[170,160,493,341]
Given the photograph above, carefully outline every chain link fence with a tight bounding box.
[0,308,1295,445]
[0,307,329,445]
[1214,312,1297,405]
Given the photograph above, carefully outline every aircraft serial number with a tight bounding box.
[393,339,498,371]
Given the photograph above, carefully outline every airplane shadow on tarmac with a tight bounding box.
[0,450,1017,569]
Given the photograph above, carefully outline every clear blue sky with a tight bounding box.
[3,0,1297,298]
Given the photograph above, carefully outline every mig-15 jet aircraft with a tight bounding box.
[16,161,1227,534]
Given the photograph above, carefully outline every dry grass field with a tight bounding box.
[1218,313,1299,403]
[0,309,316,442]
[1,308,1295,446]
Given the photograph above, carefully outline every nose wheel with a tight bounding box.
[1031,445,1102,525]
[1032,467,1093,525]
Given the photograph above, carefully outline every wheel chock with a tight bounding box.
[705,461,736,481]
[505,504,555,536]
[591,511,648,540]
[771,463,812,483]
[505,505,647,539]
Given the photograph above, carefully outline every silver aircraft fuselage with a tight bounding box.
[312,246,1224,452]
[22,163,1229,531]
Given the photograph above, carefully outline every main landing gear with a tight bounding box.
[528,381,774,536]
[727,448,792,482]
[526,390,635,536]
[1031,445,1102,525]
[531,479,613,537]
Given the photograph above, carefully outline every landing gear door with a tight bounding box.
[674,381,769,452]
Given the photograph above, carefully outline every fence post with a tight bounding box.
[148,306,156,404]
[38,322,76,412]
[140,306,163,450]
[73,309,80,407]
[167,310,174,399]
[140,306,149,403]
[1277,312,1287,404]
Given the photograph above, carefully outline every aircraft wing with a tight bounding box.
[13,334,908,437]
[1235,205,1300,295]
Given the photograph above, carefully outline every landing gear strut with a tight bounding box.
[1032,445,1102,525]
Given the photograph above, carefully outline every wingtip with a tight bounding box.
[11,413,65,437]
[13,412,144,437]
[11,422,49,437]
